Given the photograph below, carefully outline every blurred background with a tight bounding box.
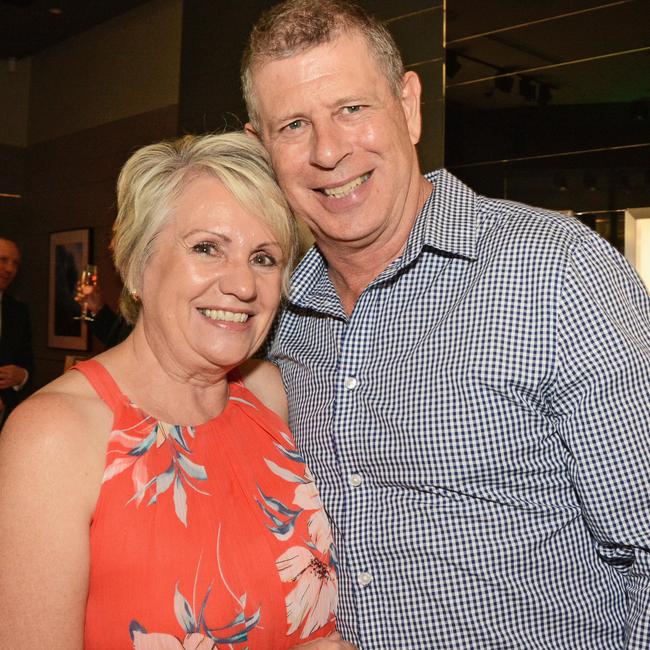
[1,0,649,388]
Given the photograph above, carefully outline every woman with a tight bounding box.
[0,133,355,650]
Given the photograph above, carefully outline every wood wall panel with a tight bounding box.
[0,144,25,195]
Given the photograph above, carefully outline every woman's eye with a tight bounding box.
[251,252,278,267]
[192,241,218,255]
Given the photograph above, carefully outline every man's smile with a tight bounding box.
[318,172,371,199]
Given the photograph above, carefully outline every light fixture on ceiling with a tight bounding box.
[583,172,598,192]
[553,172,568,192]
[49,7,63,15]
[519,77,537,102]
[494,71,514,94]
[631,101,649,121]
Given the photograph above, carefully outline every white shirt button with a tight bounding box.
[357,572,373,587]
[349,474,363,487]
[344,376,358,390]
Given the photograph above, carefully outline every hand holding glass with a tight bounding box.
[74,264,98,322]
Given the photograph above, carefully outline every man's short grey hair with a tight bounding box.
[241,0,405,130]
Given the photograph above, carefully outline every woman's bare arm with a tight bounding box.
[240,358,289,422]
[0,377,110,649]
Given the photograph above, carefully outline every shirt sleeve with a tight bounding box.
[90,305,132,348]
[551,230,650,649]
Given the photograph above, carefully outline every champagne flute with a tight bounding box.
[74,264,98,322]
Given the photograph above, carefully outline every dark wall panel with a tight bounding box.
[17,104,178,391]
[179,0,276,134]
[387,5,444,171]
[0,143,26,245]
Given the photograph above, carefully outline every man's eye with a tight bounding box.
[343,105,362,114]
[285,120,303,131]
[251,252,278,267]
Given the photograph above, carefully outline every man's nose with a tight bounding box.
[310,121,352,169]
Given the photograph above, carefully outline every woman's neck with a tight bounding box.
[101,323,231,426]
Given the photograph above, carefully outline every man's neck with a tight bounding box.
[321,175,432,316]
[324,242,403,315]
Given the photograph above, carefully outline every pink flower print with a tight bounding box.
[293,471,332,554]
[131,631,215,649]
[292,468,320,511]
[277,546,338,639]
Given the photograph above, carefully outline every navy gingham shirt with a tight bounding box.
[269,170,650,649]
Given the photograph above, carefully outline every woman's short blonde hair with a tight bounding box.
[112,132,299,323]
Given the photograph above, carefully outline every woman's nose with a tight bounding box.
[218,261,257,301]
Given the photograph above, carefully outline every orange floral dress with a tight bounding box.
[77,359,337,649]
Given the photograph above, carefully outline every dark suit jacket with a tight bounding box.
[91,304,132,349]
[0,293,34,416]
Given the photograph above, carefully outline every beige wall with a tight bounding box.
[28,0,182,145]
[0,58,31,147]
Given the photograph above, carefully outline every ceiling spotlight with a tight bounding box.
[583,172,598,192]
[446,51,461,80]
[49,7,63,15]
[631,101,649,121]
[553,172,568,192]
[494,72,514,94]
[519,77,537,102]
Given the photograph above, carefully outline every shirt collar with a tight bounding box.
[287,169,479,312]
[407,169,478,262]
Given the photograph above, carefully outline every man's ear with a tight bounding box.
[244,122,260,140]
[401,71,422,145]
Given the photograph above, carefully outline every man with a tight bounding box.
[0,238,33,426]
[242,1,650,648]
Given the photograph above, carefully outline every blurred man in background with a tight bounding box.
[0,237,33,427]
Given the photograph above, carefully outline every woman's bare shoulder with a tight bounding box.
[238,359,288,422]
[2,367,112,462]
[0,369,109,649]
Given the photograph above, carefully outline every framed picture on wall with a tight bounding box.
[48,228,90,350]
